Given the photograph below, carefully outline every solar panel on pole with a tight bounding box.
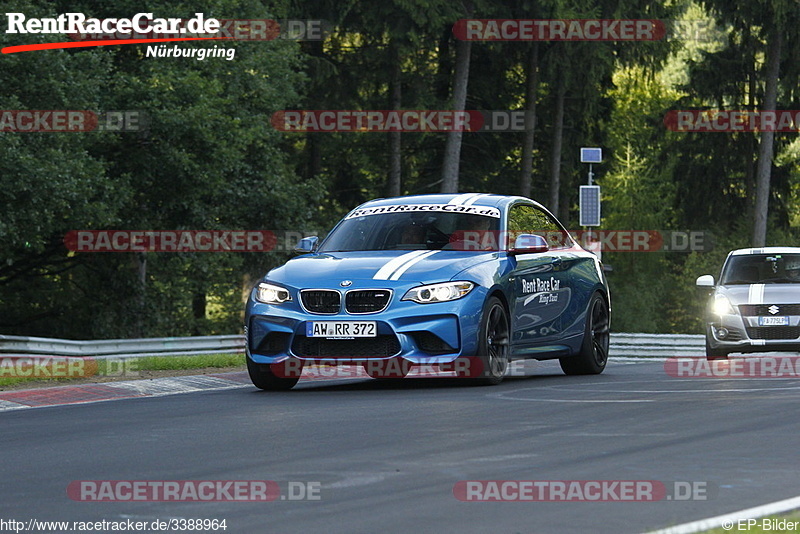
[579,185,601,226]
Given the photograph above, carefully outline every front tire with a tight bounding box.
[473,296,511,385]
[560,292,609,375]
[247,357,300,391]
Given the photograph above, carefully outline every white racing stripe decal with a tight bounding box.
[389,250,439,281]
[462,193,488,206]
[372,192,487,281]
[448,193,481,205]
[748,283,765,304]
[373,250,428,280]
[748,283,766,347]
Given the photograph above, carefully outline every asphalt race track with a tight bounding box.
[2,358,800,534]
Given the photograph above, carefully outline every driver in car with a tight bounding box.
[399,221,427,247]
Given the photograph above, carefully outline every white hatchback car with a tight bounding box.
[697,247,800,360]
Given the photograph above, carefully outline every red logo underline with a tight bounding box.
[2,37,229,54]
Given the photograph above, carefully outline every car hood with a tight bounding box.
[720,283,800,305]
[264,250,498,288]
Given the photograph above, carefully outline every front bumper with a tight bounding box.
[245,285,488,365]
[707,312,800,353]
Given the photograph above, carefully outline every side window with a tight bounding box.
[507,204,571,249]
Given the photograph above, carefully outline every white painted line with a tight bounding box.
[490,388,654,403]
[0,376,251,413]
[112,376,246,396]
[644,494,800,534]
[612,357,669,363]
[496,397,654,403]
[612,357,668,362]
[0,399,29,412]
[0,356,682,413]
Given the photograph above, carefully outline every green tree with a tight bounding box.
[1,0,319,338]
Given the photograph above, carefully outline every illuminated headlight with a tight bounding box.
[256,283,292,304]
[712,295,734,316]
[402,281,474,304]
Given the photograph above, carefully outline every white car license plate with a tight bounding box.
[759,316,789,326]
[306,321,377,338]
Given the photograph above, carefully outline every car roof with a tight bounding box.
[729,247,800,256]
[351,193,545,212]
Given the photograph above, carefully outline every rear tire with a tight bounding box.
[247,357,300,391]
[560,293,609,375]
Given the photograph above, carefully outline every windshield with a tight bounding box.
[720,254,800,284]
[319,211,501,252]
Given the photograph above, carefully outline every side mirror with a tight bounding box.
[696,274,715,287]
[509,234,549,255]
[294,236,319,254]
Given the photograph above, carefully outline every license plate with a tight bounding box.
[306,321,377,338]
[759,316,789,326]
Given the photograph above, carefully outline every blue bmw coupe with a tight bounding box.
[245,193,610,389]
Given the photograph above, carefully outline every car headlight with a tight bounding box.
[712,295,734,316]
[402,281,474,304]
[255,282,292,304]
